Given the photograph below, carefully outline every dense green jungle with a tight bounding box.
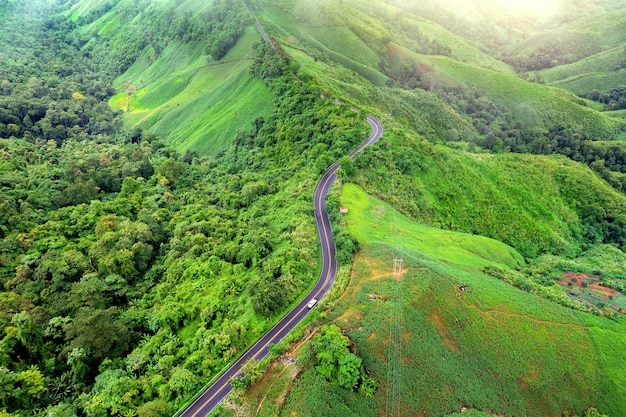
[1,0,626,416]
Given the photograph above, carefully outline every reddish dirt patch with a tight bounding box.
[335,308,362,324]
[588,282,618,298]
[428,309,459,351]
[560,272,626,314]
[519,369,539,391]
[340,252,409,306]
[367,332,377,340]
[386,42,408,57]
[560,272,597,288]
[402,330,410,342]
[386,42,433,73]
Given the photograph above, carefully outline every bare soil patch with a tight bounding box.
[559,272,626,314]
[428,309,459,351]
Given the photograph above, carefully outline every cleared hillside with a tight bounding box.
[509,7,626,98]
[70,0,275,156]
[386,43,626,141]
[110,27,273,155]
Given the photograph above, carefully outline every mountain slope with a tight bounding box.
[110,27,273,155]
[72,0,275,156]
[240,184,626,417]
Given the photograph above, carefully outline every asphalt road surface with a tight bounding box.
[178,114,384,417]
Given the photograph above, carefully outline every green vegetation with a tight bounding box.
[340,183,523,269]
[3,0,626,416]
[69,0,275,156]
[352,133,626,258]
[258,2,390,86]
[111,30,274,155]
[261,184,625,416]
[0,3,369,414]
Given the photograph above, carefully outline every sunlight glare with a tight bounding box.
[499,0,566,20]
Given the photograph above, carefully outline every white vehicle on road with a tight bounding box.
[307,299,318,309]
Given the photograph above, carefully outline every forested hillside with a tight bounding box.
[0,2,364,415]
[1,0,626,416]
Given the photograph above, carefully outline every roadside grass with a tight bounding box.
[244,360,299,417]
[280,367,375,417]
[336,185,626,416]
[109,25,274,156]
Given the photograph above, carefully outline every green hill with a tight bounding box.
[109,27,273,155]
[71,0,275,156]
[239,184,626,417]
[509,7,626,98]
[385,44,626,141]
[533,46,626,94]
[353,133,626,258]
[333,185,625,417]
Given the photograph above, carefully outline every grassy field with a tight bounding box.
[109,26,274,156]
[231,184,626,416]
[356,130,626,259]
[334,185,625,416]
[258,4,389,86]
[534,45,626,94]
[510,7,626,99]
[385,11,514,75]
[340,183,523,269]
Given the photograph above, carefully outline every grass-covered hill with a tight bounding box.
[352,131,626,258]
[385,44,625,141]
[331,185,626,416]
[516,9,626,108]
[226,183,626,417]
[256,0,626,140]
[68,0,275,156]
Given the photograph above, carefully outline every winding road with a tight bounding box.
[178,114,384,417]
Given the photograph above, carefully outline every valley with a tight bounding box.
[0,0,626,416]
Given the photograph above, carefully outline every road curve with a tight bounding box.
[178,114,384,417]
